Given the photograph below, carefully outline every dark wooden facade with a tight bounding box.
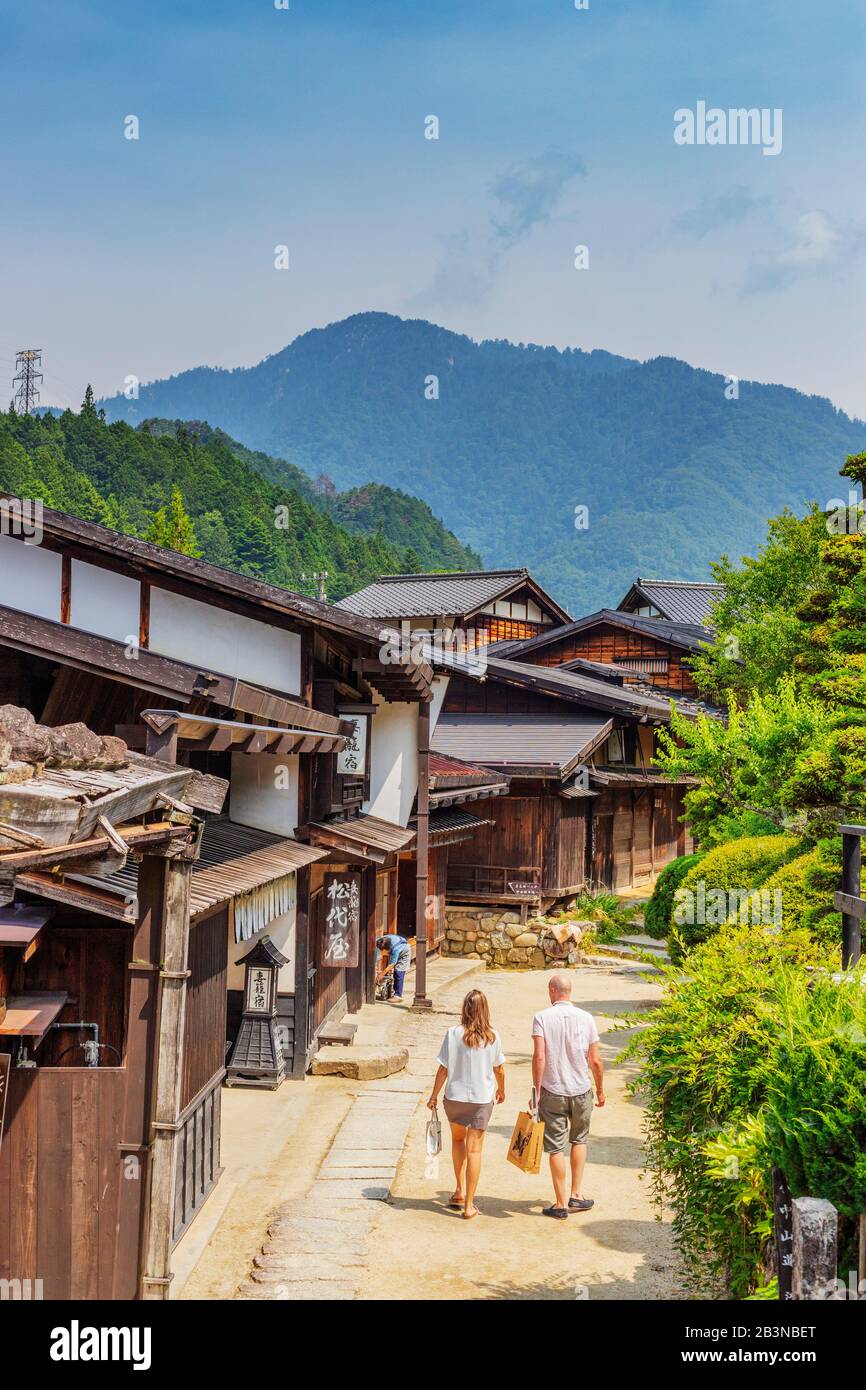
[525,622,700,697]
[0,844,202,1300]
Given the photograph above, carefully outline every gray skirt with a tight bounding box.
[443,1097,494,1131]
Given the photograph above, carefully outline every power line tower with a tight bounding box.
[13,349,43,415]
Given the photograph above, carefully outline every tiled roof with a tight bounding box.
[432,712,612,776]
[335,569,569,621]
[492,609,713,662]
[622,579,724,626]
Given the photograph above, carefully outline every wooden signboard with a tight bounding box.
[0,1052,9,1154]
[322,872,362,968]
[508,881,541,898]
[772,1166,794,1301]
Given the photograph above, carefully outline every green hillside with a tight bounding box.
[0,398,480,601]
[99,312,866,613]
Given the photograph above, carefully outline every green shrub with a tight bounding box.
[672,834,805,959]
[624,921,830,1297]
[643,853,704,938]
[759,842,842,954]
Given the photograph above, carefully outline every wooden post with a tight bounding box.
[412,698,432,1011]
[792,1196,837,1300]
[291,864,311,1078]
[841,828,862,967]
[139,853,193,1300]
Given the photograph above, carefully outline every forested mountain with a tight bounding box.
[100,312,866,613]
[0,399,479,601]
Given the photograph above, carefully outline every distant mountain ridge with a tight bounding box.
[99,312,866,612]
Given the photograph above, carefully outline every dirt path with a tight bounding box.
[357,964,683,1300]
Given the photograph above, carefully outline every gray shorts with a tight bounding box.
[538,1087,593,1154]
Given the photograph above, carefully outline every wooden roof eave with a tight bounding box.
[141,710,349,754]
[14,500,387,649]
[459,572,571,625]
[0,603,236,706]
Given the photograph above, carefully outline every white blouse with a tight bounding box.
[436,1025,505,1104]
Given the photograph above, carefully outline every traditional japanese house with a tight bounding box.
[336,567,570,646]
[397,752,510,952]
[491,608,714,699]
[427,648,697,905]
[616,576,724,625]
[0,710,231,1300]
[0,500,435,1078]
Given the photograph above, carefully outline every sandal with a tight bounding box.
[448,1195,465,1209]
[463,1206,479,1220]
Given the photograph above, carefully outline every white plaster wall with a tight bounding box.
[364,697,418,828]
[149,586,301,694]
[429,674,449,734]
[0,535,61,620]
[229,752,299,835]
[226,902,296,992]
[70,560,141,643]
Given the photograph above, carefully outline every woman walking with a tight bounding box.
[427,989,505,1220]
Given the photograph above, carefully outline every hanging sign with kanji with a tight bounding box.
[337,715,368,777]
[322,872,362,967]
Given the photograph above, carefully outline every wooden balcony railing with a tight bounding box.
[446,864,542,901]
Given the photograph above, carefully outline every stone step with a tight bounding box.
[310,1043,409,1080]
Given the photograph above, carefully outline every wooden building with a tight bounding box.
[336,567,570,646]
[616,576,724,626]
[0,723,231,1299]
[428,648,695,906]
[397,753,509,951]
[0,500,435,1076]
[491,608,714,699]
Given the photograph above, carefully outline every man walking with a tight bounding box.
[531,973,605,1220]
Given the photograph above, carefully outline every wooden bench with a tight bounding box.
[317,1020,357,1047]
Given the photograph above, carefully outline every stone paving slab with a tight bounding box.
[238,964,475,1300]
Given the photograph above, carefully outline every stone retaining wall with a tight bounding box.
[441,905,588,969]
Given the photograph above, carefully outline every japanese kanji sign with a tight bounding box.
[245,965,272,1014]
[337,714,368,778]
[322,872,362,968]
[772,1166,794,1301]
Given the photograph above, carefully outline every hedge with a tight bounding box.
[643,852,705,939]
[759,843,841,954]
[672,834,804,959]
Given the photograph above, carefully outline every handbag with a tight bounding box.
[507,1086,545,1174]
[426,1102,442,1157]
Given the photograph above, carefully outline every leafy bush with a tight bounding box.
[643,853,704,939]
[671,834,805,959]
[759,841,841,954]
[624,921,830,1297]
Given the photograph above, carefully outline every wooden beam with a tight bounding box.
[139,581,151,650]
[413,700,432,1009]
[0,820,190,872]
[60,555,72,625]
[140,856,193,1299]
[0,602,235,705]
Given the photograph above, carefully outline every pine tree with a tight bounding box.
[145,487,202,557]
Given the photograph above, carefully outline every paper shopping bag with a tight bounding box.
[507,1107,545,1174]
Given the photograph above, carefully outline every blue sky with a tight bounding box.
[2,0,864,416]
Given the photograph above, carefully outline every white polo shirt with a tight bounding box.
[531,1001,599,1096]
